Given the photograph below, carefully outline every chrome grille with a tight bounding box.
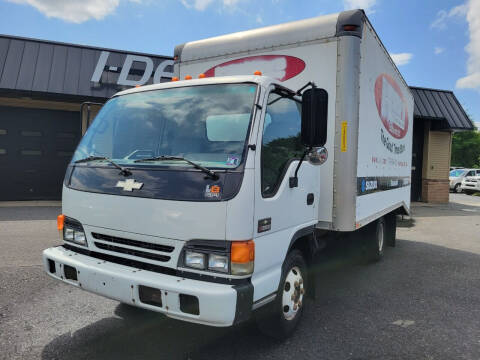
[91,232,174,263]
[91,232,174,253]
[94,242,170,262]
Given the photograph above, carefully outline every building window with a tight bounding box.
[261,90,303,197]
[0,149,6,155]
[0,129,6,135]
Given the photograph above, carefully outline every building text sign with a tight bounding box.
[91,51,173,87]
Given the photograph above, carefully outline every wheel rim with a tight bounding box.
[378,222,384,252]
[282,266,304,321]
[455,185,462,193]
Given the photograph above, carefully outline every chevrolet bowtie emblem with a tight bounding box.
[116,179,143,191]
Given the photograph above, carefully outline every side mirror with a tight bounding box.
[301,88,328,147]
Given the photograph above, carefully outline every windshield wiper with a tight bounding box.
[134,156,219,180]
[74,156,132,176]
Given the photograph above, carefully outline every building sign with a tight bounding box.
[91,51,174,87]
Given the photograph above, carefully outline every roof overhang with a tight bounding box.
[410,86,474,131]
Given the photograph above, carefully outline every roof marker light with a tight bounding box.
[171,77,179,82]
[184,75,192,80]
[254,71,262,76]
[198,73,206,79]
[343,25,358,31]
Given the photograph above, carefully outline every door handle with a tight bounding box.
[307,193,314,205]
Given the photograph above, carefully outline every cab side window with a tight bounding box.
[261,91,303,196]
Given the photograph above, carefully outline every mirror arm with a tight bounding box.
[289,146,312,188]
[296,81,317,96]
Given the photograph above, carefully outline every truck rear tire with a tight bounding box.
[255,249,307,339]
[366,217,386,262]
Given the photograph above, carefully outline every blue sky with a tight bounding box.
[0,0,479,127]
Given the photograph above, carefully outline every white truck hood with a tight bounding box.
[62,186,227,241]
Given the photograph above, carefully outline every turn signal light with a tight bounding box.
[253,71,262,76]
[57,214,65,231]
[231,240,255,263]
[184,75,192,80]
[231,240,254,275]
[171,77,179,82]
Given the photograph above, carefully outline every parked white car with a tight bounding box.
[450,169,479,193]
[461,173,480,194]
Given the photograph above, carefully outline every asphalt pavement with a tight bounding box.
[0,194,479,360]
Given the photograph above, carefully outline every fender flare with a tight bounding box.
[286,225,326,300]
[287,225,325,256]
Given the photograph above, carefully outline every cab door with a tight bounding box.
[252,86,319,299]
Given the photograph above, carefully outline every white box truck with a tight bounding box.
[43,9,413,338]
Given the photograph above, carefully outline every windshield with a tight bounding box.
[72,84,257,170]
[450,169,466,177]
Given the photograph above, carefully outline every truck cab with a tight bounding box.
[43,75,327,334]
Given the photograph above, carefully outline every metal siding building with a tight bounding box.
[410,87,474,203]
[0,35,173,200]
[0,34,474,202]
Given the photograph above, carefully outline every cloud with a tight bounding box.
[7,0,140,23]
[456,0,480,90]
[180,0,213,11]
[434,47,445,55]
[430,3,468,30]
[180,0,242,11]
[222,0,241,5]
[390,53,413,66]
[343,0,377,14]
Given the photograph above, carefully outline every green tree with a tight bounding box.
[451,127,480,168]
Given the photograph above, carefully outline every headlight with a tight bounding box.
[185,251,206,270]
[181,240,254,275]
[58,215,87,246]
[64,228,75,241]
[74,231,86,243]
[208,254,228,273]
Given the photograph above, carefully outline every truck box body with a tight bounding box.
[174,10,413,231]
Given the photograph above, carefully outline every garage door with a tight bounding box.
[0,106,80,201]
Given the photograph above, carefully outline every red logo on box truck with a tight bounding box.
[204,55,305,82]
[374,74,409,139]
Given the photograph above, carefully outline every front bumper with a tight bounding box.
[43,246,252,327]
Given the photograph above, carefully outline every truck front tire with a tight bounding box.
[255,249,307,339]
